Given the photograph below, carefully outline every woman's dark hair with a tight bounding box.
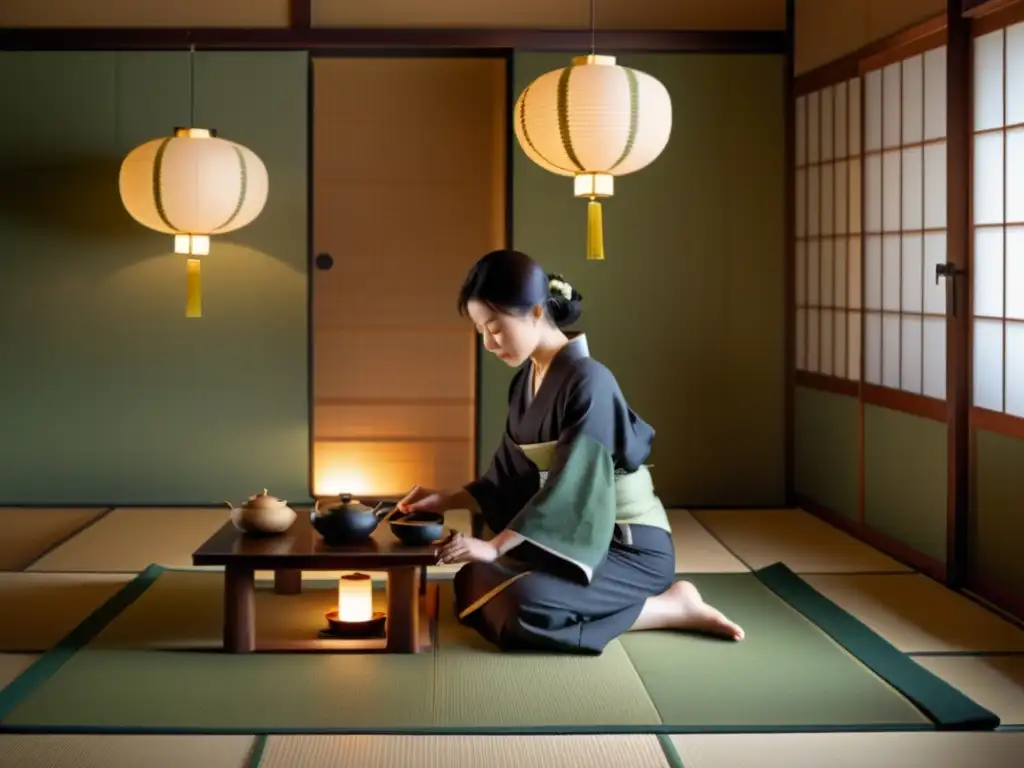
[457,249,583,329]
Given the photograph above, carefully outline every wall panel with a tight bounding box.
[0,51,309,505]
[311,57,505,497]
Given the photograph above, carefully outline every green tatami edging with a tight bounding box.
[754,562,1001,731]
[0,563,164,721]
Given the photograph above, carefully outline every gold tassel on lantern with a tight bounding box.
[586,199,605,261]
[186,258,202,318]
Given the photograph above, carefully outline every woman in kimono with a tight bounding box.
[397,249,744,654]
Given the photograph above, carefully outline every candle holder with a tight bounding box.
[320,609,387,639]
[319,572,387,639]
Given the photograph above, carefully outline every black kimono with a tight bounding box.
[455,334,675,654]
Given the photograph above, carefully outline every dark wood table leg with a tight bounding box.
[274,569,302,595]
[224,565,256,653]
[386,566,420,653]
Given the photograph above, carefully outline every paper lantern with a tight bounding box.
[119,127,269,317]
[337,573,374,623]
[514,55,672,260]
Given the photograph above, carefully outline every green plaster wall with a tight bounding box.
[863,405,947,563]
[793,386,859,520]
[972,429,1024,600]
[0,51,310,505]
[485,52,787,506]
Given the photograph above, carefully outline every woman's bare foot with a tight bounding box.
[631,581,745,640]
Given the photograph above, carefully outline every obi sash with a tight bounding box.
[458,439,669,620]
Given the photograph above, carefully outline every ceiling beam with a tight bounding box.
[0,26,786,53]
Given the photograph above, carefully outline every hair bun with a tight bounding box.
[546,273,583,328]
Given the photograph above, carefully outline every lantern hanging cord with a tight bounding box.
[589,0,596,54]
[188,43,196,128]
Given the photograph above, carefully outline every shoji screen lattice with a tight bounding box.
[972,22,1024,418]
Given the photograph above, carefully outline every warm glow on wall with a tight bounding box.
[312,440,468,498]
[314,468,372,498]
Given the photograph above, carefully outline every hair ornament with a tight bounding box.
[549,276,574,301]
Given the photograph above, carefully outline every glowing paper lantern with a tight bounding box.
[337,573,374,623]
[514,54,672,260]
[119,127,269,317]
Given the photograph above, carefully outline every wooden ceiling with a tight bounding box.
[0,0,786,31]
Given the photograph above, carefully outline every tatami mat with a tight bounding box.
[915,655,1024,725]
[431,583,661,728]
[618,572,928,729]
[0,572,133,651]
[671,732,1024,767]
[803,573,1024,653]
[0,508,107,570]
[691,508,910,573]
[667,509,748,572]
[0,654,37,688]
[28,508,229,572]
[259,734,671,768]
[6,569,971,733]
[0,735,256,768]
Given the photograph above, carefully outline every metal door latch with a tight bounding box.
[935,262,966,317]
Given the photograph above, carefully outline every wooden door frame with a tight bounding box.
[945,1,972,591]
[305,50,510,497]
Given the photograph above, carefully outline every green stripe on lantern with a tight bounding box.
[519,83,577,174]
[557,66,585,172]
[152,137,177,231]
[213,143,248,232]
[609,67,640,172]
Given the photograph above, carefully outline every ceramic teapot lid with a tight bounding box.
[327,493,372,513]
[242,489,287,510]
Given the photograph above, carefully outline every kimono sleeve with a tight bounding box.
[462,371,535,532]
[505,364,624,583]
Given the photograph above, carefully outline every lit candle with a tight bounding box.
[337,573,373,623]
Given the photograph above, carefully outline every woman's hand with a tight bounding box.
[397,485,482,515]
[435,531,498,565]
[396,485,453,514]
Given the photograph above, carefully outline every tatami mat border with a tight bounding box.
[755,564,1000,731]
[0,563,1001,736]
[0,564,163,721]
[248,734,269,768]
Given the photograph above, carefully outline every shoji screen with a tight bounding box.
[795,79,863,380]
[862,47,948,399]
[311,58,505,497]
[972,23,1024,418]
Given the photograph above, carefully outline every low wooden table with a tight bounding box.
[192,512,438,654]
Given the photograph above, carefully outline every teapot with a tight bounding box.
[310,494,396,545]
[225,489,297,536]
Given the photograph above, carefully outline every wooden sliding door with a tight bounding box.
[311,57,506,497]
